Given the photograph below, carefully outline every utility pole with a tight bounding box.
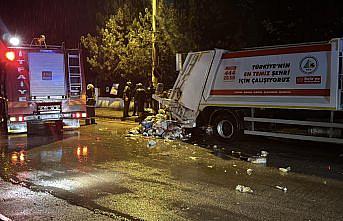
[151,0,158,87]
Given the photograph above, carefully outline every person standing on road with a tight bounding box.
[86,84,96,124]
[123,81,132,118]
[134,83,145,117]
[145,84,154,108]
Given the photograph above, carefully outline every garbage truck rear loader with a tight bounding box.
[168,38,343,144]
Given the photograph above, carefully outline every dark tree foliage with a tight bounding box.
[171,0,343,49]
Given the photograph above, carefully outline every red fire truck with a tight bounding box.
[0,42,86,134]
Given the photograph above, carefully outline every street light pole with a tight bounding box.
[151,0,158,87]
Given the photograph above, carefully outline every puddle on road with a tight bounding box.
[0,127,142,220]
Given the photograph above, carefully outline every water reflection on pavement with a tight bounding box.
[0,120,343,221]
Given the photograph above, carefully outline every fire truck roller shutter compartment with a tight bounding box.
[28,52,66,97]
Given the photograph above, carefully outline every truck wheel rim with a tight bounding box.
[217,120,234,139]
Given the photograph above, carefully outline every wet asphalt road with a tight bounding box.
[0,118,343,221]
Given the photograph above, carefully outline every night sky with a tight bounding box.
[0,0,98,48]
[2,1,343,50]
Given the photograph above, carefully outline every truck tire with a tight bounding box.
[212,112,240,142]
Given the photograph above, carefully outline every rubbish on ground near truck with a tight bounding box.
[127,108,187,141]
[248,156,267,164]
[246,169,253,175]
[279,167,291,173]
[260,151,269,157]
[235,185,253,193]
[128,127,141,135]
[275,185,288,192]
[147,140,157,148]
[231,151,242,158]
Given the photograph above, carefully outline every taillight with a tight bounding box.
[5,51,15,61]
[72,112,84,118]
[9,116,25,122]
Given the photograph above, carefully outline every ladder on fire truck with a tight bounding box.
[67,51,82,98]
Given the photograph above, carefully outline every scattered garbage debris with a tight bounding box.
[9,178,19,184]
[232,150,268,165]
[231,151,241,158]
[127,109,189,141]
[246,169,253,175]
[128,127,140,135]
[279,166,291,173]
[235,185,253,193]
[248,156,267,164]
[207,165,214,168]
[147,140,157,148]
[189,156,198,160]
[275,185,288,192]
[260,150,269,157]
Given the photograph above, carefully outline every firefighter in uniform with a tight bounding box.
[123,81,132,118]
[145,84,154,108]
[134,83,146,117]
[86,84,96,124]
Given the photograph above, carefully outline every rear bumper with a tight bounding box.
[7,112,86,133]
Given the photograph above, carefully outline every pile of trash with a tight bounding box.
[127,109,189,140]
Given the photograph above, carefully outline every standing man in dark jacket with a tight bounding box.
[145,84,154,108]
[123,81,132,118]
[134,83,146,116]
[86,84,96,124]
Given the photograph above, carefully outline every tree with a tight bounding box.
[81,1,191,86]
[81,5,132,81]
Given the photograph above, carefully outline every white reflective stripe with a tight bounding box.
[244,117,343,129]
[244,130,343,144]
